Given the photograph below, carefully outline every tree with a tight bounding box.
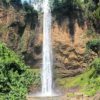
[52,0,85,42]
[84,0,100,32]
[0,0,22,8]
[0,43,35,99]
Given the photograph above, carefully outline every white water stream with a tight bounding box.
[41,0,53,96]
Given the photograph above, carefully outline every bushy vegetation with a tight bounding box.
[56,38,100,96]
[84,58,100,96]
[0,0,22,8]
[51,0,85,42]
[0,43,40,100]
[23,1,38,29]
[57,58,100,96]
[86,39,100,56]
[0,0,99,98]
[90,58,100,76]
[0,0,38,15]
[52,0,100,33]
[84,0,100,32]
[52,0,84,23]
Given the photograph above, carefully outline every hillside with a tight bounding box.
[0,0,100,100]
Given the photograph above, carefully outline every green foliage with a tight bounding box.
[52,0,100,33]
[57,68,95,88]
[0,0,38,34]
[52,0,85,42]
[23,1,35,13]
[52,0,84,16]
[57,58,100,96]
[9,0,22,4]
[90,58,100,75]
[23,1,38,29]
[86,39,100,56]
[0,43,39,100]
[52,0,81,16]
[84,0,100,32]
[83,58,100,96]
[93,6,100,20]
[0,0,22,8]
[85,29,96,36]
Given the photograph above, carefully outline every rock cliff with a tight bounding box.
[0,6,97,78]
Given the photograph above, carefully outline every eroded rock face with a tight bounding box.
[0,7,97,77]
[0,6,42,67]
[51,21,97,78]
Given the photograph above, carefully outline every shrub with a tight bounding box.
[93,6,100,20]
[86,39,100,56]
[84,58,100,96]
[23,1,36,14]
[0,43,38,100]
[90,58,100,75]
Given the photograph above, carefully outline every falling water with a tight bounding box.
[42,0,53,96]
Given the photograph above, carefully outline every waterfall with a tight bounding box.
[42,0,53,96]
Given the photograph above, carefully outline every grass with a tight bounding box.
[56,67,100,96]
[57,68,94,88]
[66,93,76,97]
[0,42,36,99]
